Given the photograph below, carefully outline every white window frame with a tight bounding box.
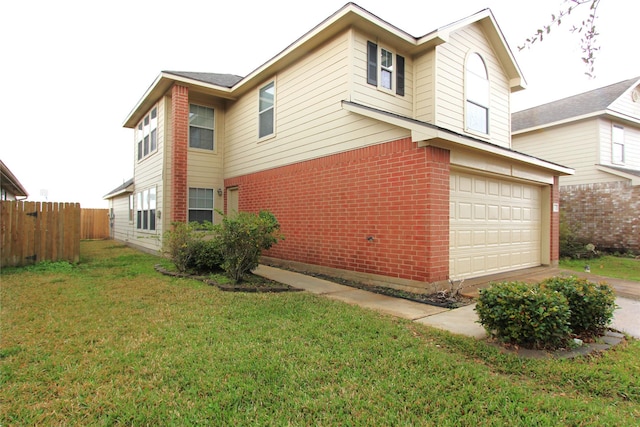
[189,104,215,151]
[188,187,214,224]
[137,106,158,161]
[135,187,156,231]
[465,52,489,135]
[612,124,625,165]
[258,81,275,140]
[380,47,394,91]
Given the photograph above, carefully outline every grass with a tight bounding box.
[560,255,640,281]
[1,241,639,425]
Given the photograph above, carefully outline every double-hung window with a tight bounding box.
[612,124,625,164]
[259,81,275,138]
[366,41,405,96]
[189,104,214,150]
[137,107,158,160]
[465,53,489,134]
[188,187,214,224]
[135,187,156,231]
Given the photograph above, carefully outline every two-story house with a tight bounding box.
[512,77,640,253]
[105,3,572,292]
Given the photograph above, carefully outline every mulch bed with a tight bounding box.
[154,265,302,293]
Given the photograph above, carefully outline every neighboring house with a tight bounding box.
[1,160,28,201]
[106,3,573,291]
[512,77,640,253]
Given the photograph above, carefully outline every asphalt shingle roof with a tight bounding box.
[512,77,640,132]
[164,71,243,88]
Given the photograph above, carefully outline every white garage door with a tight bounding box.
[450,171,541,279]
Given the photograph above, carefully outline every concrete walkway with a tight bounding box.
[254,265,640,339]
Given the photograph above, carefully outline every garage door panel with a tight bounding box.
[450,171,542,279]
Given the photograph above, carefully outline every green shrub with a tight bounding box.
[188,238,224,274]
[163,221,222,273]
[218,210,283,283]
[476,281,571,349]
[541,276,616,335]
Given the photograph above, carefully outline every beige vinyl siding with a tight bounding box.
[434,23,510,148]
[350,31,413,117]
[224,29,408,178]
[607,82,640,119]
[132,100,166,252]
[414,49,435,123]
[109,195,133,243]
[187,96,225,223]
[513,119,619,186]
[598,118,640,169]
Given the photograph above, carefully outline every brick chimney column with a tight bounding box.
[171,85,189,222]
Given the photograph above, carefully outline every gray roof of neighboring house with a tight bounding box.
[512,77,640,132]
[103,178,134,199]
[164,71,244,88]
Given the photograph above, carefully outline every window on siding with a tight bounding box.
[135,188,156,231]
[188,187,214,224]
[189,104,214,150]
[366,41,405,96]
[465,53,489,134]
[612,124,625,164]
[259,81,275,138]
[137,107,158,161]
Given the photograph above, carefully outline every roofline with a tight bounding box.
[124,3,526,126]
[123,72,237,128]
[342,101,573,176]
[0,159,28,198]
[103,179,135,199]
[513,109,640,135]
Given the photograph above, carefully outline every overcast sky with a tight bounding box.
[2,0,638,208]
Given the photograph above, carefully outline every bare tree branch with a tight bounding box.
[518,0,601,78]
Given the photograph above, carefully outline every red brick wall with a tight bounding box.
[225,138,451,283]
[561,181,640,253]
[171,85,189,222]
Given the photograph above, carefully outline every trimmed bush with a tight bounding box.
[476,281,571,349]
[163,221,223,274]
[541,276,616,336]
[218,210,283,283]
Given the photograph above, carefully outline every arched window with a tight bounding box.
[465,53,489,134]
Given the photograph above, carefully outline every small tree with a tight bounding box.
[218,210,284,283]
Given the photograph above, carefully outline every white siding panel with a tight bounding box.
[599,118,640,170]
[351,31,414,117]
[435,23,511,148]
[109,195,133,243]
[608,82,640,119]
[224,30,409,178]
[513,119,624,186]
[414,50,435,123]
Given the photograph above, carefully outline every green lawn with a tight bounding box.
[560,255,640,281]
[1,241,639,425]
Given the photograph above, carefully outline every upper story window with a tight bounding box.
[367,41,405,96]
[189,104,214,150]
[137,107,158,161]
[612,124,625,164]
[465,53,489,134]
[259,81,275,139]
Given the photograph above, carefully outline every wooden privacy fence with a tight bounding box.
[81,208,109,240]
[1,201,81,267]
